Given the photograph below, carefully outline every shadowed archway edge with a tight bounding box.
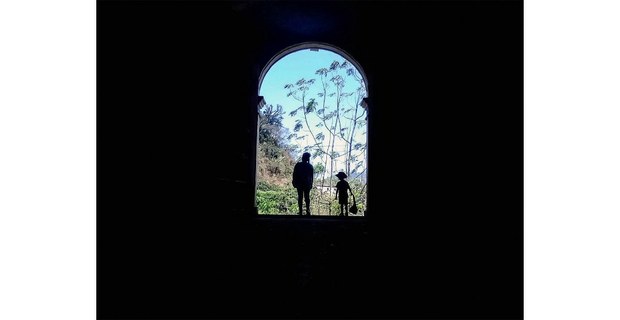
[258,42,370,98]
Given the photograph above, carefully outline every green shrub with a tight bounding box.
[257,183,298,214]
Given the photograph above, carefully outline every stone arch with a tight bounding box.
[258,42,369,97]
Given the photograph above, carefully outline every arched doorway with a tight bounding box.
[255,42,370,216]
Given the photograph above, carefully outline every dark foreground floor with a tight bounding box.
[98,215,522,319]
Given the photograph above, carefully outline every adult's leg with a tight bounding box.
[303,188,311,215]
[297,188,303,215]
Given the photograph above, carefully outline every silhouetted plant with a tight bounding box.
[284,59,367,215]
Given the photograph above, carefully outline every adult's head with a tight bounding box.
[302,152,311,163]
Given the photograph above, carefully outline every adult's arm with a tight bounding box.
[292,163,299,188]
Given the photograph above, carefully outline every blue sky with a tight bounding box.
[260,49,346,126]
[259,49,368,178]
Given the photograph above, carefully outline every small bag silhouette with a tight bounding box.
[349,194,358,214]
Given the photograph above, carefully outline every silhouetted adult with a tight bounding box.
[292,152,314,215]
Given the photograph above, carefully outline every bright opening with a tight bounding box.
[258,47,368,216]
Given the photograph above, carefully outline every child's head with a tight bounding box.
[335,172,347,180]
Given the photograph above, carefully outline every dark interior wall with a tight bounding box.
[98,1,522,319]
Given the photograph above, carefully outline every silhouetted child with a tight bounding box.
[334,172,352,217]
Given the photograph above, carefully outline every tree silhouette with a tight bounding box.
[284,59,367,215]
